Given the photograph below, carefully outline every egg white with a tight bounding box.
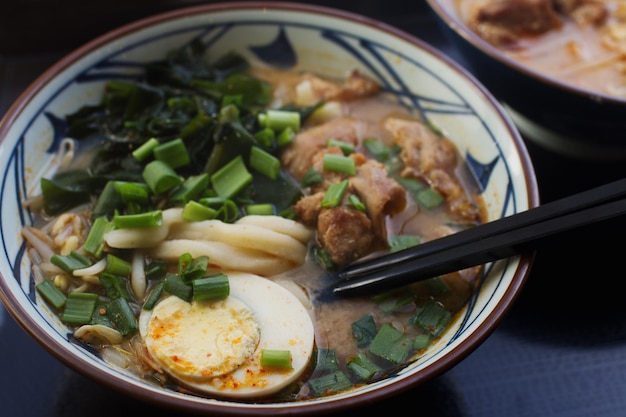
[139,271,315,398]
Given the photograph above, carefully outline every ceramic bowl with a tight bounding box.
[0,2,537,415]
[426,0,626,159]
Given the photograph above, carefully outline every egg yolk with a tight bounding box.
[144,295,261,380]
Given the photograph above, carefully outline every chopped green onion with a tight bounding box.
[307,371,353,397]
[143,160,183,195]
[300,168,324,188]
[36,279,67,309]
[192,274,230,301]
[346,353,381,381]
[216,199,240,223]
[114,181,150,205]
[413,333,432,350]
[313,246,335,270]
[244,203,275,216]
[145,260,167,281]
[143,281,165,310]
[351,313,378,348]
[259,109,301,132]
[327,138,355,155]
[164,272,192,302]
[105,254,131,277]
[132,137,159,162]
[178,253,209,282]
[277,126,296,147]
[389,234,421,252]
[61,292,98,325]
[314,348,339,372]
[411,299,453,337]
[170,173,210,204]
[198,196,226,207]
[250,146,280,180]
[83,216,114,258]
[99,272,131,300]
[107,297,139,336]
[51,252,92,274]
[416,187,445,209]
[113,210,162,229]
[396,177,427,192]
[90,301,112,327]
[321,180,349,208]
[363,137,391,162]
[153,138,190,169]
[261,349,293,369]
[210,156,253,199]
[369,323,413,364]
[348,194,366,212]
[375,291,415,313]
[254,127,275,147]
[182,200,218,221]
[322,153,355,175]
[178,252,193,274]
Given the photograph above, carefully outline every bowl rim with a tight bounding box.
[0,1,539,415]
[425,0,626,106]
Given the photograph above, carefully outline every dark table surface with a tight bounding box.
[2,1,626,416]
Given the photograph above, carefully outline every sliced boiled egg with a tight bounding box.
[139,271,315,398]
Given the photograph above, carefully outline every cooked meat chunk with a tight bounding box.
[304,70,381,102]
[281,117,366,180]
[350,158,406,241]
[469,0,562,46]
[250,68,380,107]
[309,146,353,190]
[384,117,481,223]
[469,0,608,46]
[293,147,406,265]
[294,192,325,227]
[317,206,375,265]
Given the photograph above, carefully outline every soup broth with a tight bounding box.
[22,43,486,402]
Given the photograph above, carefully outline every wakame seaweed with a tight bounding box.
[43,39,307,218]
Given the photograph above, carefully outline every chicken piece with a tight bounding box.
[309,146,353,191]
[468,0,563,46]
[384,117,481,223]
[302,70,381,102]
[293,146,406,265]
[385,117,458,175]
[281,116,367,180]
[250,68,380,107]
[294,192,325,228]
[317,206,375,266]
[350,158,407,241]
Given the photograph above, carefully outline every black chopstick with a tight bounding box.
[331,178,626,296]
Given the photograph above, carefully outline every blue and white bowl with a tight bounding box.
[0,2,537,415]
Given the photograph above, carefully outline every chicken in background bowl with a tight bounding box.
[0,2,537,415]
[427,0,626,158]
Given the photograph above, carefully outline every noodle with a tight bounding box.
[148,240,296,276]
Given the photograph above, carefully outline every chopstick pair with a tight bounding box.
[330,178,626,297]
